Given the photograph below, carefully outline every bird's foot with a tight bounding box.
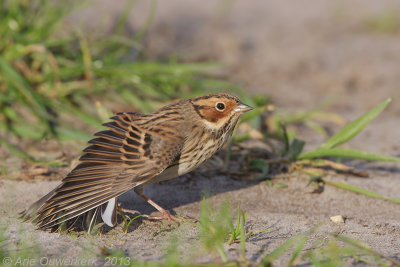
[144,210,181,222]
[132,189,198,223]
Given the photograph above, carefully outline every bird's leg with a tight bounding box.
[133,188,181,222]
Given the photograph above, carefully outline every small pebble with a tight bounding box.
[330,215,345,224]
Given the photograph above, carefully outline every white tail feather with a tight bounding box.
[101,198,116,227]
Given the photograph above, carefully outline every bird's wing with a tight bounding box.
[23,112,184,230]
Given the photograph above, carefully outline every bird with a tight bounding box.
[21,93,253,232]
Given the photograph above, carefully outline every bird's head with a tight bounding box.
[190,93,253,132]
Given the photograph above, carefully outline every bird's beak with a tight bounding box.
[234,103,253,112]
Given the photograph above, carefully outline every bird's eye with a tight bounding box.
[216,102,225,111]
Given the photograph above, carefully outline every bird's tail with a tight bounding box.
[20,185,118,232]
[20,186,60,223]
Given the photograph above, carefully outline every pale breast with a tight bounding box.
[146,122,235,185]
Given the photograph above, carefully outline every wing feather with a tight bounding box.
[22,111,184,231]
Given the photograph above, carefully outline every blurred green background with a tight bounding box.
[1,0,400,167]
[0,0,269,167]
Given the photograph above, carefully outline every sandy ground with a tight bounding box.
[2,0,400,265]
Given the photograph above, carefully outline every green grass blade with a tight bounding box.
[239,211,246,259]
[333,234,399,266]
[227,222,235,245]
[288,138,305,161]
[280,124,290,156]
[113,0,138,34]
[262,234,303,264]
[125,214,145,232]
[55,126,93,141]
[0,56,50,121]
[323,179,400,204]
[57,102,103,129]
[288,233,308,265]
[320,98,392,149]
[308,254,326,267]
[298,147,400,162]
